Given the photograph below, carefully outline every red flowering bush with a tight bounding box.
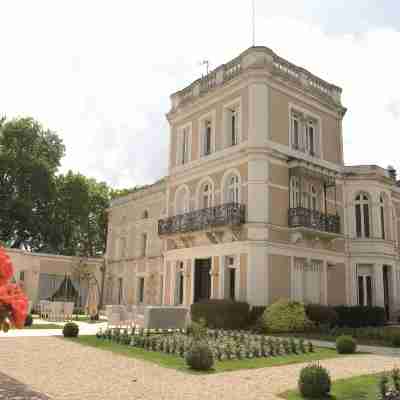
[0,247,28,332]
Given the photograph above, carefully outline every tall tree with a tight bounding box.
[0,117,65,250]
[48,171,110,257]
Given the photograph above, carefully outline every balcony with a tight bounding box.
[158,203,245,236]
[288,208,340,235]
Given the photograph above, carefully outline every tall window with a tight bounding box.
[227,175,240,203]
[202,183,212,209]
[290,176,300,208]
[231,109,238,146]
[355,193,370,238]
[291,111,301,150]
[204,120,212,156]
[175,187,189,215]
[182,128,189,164]
[142,210,149,219]
[357,266,373,306]
[138,277,145,303]
[290,109,319,157]
[118,278,123,305]
[141,233,148,256]
[380,195,385,240]
[225,106,240,147]
[19,271,25,281]
[226,256,236,300]
[306,119,316,156]
[176,262,184,305]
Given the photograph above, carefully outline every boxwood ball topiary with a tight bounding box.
[63,322,79,338]
[185,342,214,371]
[336,335,357,354]
[24,314,33,327]
[298,363,331,399]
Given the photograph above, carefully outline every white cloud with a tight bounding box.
[0,1,399,187]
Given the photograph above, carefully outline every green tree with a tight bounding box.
[49,171,110,257]
[0,117,65,250]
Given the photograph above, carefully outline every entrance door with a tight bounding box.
[194,258,211,302]
[383,265,390,320]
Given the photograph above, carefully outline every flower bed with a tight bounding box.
[96,327,316,361]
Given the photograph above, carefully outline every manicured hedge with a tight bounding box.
[191,300,250,330]
[305,304,338,327]
[334,305,385,328]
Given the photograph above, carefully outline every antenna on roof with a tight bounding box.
[199,60,210,77]
[252,0,256,47]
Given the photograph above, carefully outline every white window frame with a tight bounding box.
[222,169,242,205]
[195,177,215,210]
[176,122,192,166]
[225,255,240,301]
[174,185,190,216]
[223,97,242,148]
[288,104,322,158]
[198,110,216,158]
[354,192,371,238]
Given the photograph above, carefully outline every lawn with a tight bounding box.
[21,323,62,330]
[69,335,347,374]
[280,373,381,400]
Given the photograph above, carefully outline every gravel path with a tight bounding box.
[1,337,399,400]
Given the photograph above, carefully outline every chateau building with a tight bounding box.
[105,46,400,319]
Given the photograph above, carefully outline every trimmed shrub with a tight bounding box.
[305,304,338,327]
[263,299,309,333]
[298,363,331,399]
[191,300,250,329]
[186,319,207,340]
[336,335,357,354]
[185,342,214,371]
[24,314,33,327]
[247,306,266,326]
[334,305,385,328]
[63,322,79,338]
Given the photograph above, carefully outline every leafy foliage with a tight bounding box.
[334,305,385,328]
[262,299,309,333]
[298,363,331,399]
[336,335,357,354]
[185,342,214,371]
[305,304,338,328]
[191,299,250,330]
[63,322,79,337]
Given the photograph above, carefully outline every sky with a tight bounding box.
[1,0,399,188]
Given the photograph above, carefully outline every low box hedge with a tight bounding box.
[190,299,250,329]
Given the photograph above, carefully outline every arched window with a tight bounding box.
[290,176,300,208]
[227,175,240,203]
[175,186,189,215]
[355,193,371,238]
[142,210,149,219]
[380,194,386,240]
[202,183,212,209]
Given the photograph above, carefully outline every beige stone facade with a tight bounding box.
[105,46,400,319]
[6,249,103,305]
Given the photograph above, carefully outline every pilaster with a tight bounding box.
[374,263,385,307]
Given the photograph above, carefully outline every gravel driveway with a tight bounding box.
[1,337,398,400]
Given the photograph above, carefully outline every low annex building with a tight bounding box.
[105,46,400,320]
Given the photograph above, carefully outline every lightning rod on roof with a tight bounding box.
[252,0,256,47]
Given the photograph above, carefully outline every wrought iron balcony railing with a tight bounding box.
[158,203,245,236]
[288,207,340,234]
